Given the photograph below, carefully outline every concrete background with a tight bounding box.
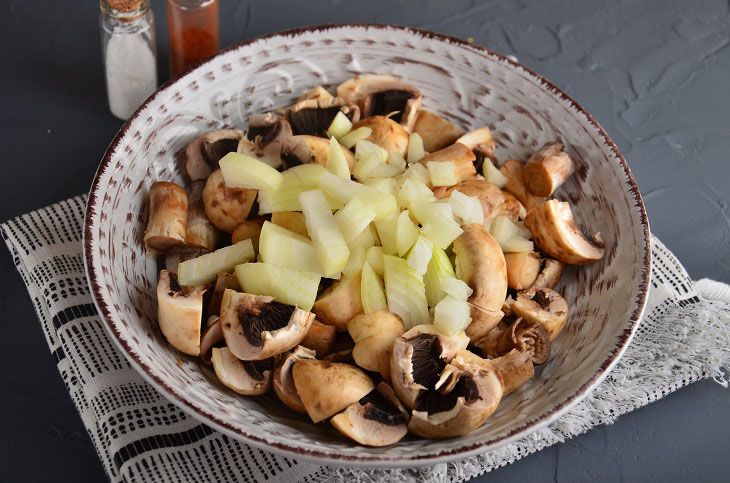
[0,0,728,481]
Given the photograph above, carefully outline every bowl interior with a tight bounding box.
[85,24,649,466]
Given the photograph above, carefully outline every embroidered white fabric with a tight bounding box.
[2,195,728,483]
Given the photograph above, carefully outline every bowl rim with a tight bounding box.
[83,23,651,467]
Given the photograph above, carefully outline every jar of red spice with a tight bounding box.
[167,0,219,77]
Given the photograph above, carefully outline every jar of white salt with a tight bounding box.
[100,0,159,120]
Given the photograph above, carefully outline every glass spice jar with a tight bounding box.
[100,0,159,120]
[167,0,220,78]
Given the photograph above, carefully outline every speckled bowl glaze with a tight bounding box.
[84,24,650,467]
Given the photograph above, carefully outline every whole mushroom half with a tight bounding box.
[220,289,315,360]
[211,347,272,395]
[524,199,605,265]
[331,382,409,447]
[352,115,410,157]
[236,113,292,169]
[272,345,316,412]
[280,135,356,170]
[185,129,243,181]
[145,181,188,251]
[336,74,422,131]
[286,97,360,137]
[511,288,569,341]
[202,169,258,233]
[156,270,203,356]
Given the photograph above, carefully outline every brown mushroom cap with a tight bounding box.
[156,270,204,356]
[280,135,356,170]
[286,97,360,137]
[412,110,464,152]
[236,113,292,169]
[352,116,410,157]
[418,143,477,184]
[312,271,363,332]
[292,360,375,423]
[511,288,569,341]
[524,200,605,265]
[211,347,272,395]
[336,74,422,131]
[202,169,258,233]
[331,382,409,446]
[272,345,316,413]
[220,289,315,360]
[476,316,551,365]
[185,129,243,181]
[145,181,188,251]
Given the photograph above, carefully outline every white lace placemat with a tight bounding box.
[2,195,729,483]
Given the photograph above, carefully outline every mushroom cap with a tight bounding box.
[157,270,204,356]
[452,224,508,339]
[231,218,264,253]
[504,251,542,291]
[456,127,496,157]
[407,353,503,438]
[200,317,224,364]
[524,199,605,265]
[272,345,316,413]
[466,303,505,342]
[292,360,375,423]
[237,113,292,169]
[286,97,360,137]
[412,110,464,152]
[438,179,506,225]
[347,310,405,343]
[299,319,337,357]
[511,288,568,341]
[352,116,410,157]
[524,142,575,197]
[211,347,272,395]
[499,159,545,212]
[186,179,220,251]
[390,325,469,409]
[220,289,315,360]
[531,258,564,290]
[330,382,409,446]
[352,334,396,379]
[336,74,422,131]
[280,135,356,170]
[312,271,363,332]
[476,317,551,365]
[185,129,244,181]
[418,143,477,184]
[202,169,258,233]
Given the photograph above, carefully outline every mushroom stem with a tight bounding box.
[524,142,575,197]
[145,181,188,251]
[487,349,534,396]
[186,180,219,251]
[476,317,551,365]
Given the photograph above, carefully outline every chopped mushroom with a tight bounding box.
[312,272,363,331]
[504,251,542,290]
[186,180,219,251]
[237,113,292,169]
[202,169,258,233]
[476,316,551,364]
[456,127,497,174]
[331,382,409,446]
[323,332,356,363]
[452,224,508,341]
[499,159,545,212]
[524,142,575,197]
[511,288,569,341]
[280,135,356,170]
[220,289,315,360]
[524,199,605,265]
[336,74,422,131]
[156,270,204,356]
[163,244,210,272]
[207,272,240,318]
[199,317,224,364]
[286,97,360,137]
[292,360,375,423]
[211,347,272,395]
[272,345,316,412]
[300,319,336,357]
[412,110,464,152]
[348,310,407,380]
[531,257,564,290]
[295,86,334,103]
[185,129,244,181]
[352,116,409,157]
[437,179,506,226]
[145,181,188,251]
[407,353,503,438]
[418,144,477,184]
[231,218,264,253]
[486,349,534,396]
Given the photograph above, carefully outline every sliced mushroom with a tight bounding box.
[390,325,469,409]
[499,159,545,212]
[323,332,356,362]
[185,129,243,181]
[437,179,506,226]
[504,251,542,290]
[156,270,203,356]
[456,127,497,174]
[468,303,505,343]
[418,143,477,184]
[531,257,564,290]
[164,244,210,272]
[511,288,568,341]
[185,180,219,251]
[500,191,526,222]
[412,110,464,152]
[200,317,224,364]
[476,316,551,364]
[286,97,360,137]
[237,113,292,169]
[524,199,605,265]
[220,289,315,360]
[292,360,375,423]
[272,345,316,412]
[231,218,264,253]
[295,85,334,103]
[486,349,534,396]
[336,74,422,131]
[300,319,336,357]
[271,211,309,237]
[145,181,188,251]
[207,272,240,318]
[202,169,258,233]
[211,347,272,395]
[408,353,503,438]
[352,116,410,157]
[280,135,356,170]
[524,142,575,197]
[452,224,508,341]
[331,382,409,446]
[312,272,363,331]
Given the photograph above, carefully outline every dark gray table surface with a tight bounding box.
[1,0,728,481]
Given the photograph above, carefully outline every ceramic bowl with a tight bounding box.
[84,24,650,467]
